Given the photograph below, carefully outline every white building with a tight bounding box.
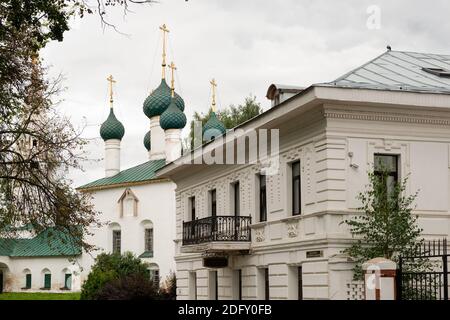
[0,25,187,293]
[158,50,450,300]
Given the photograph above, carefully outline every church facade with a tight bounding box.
[158,50,450,300]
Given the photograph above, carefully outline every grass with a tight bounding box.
[0,292,80,300]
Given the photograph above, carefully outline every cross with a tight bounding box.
[159,24,170,78]
[210,78,217,111]
[107,75,116,108]
[168,61,177,96]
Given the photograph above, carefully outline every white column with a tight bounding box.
[105,139,121,177]
[150,116,166,160]
[165,128,182,163]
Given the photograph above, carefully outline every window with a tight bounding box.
[259,174,267,222]
[210,189,217,217]
[149,269,160,287]
[64,274,72,290]
[298,266,303,300]
[25,274,32,289]
[209,270,218,300]
[233,182,240,216]
[238,270,242,300]
[374,154,399,195]
[44,274,51,289]
[189,197,196,221]
[264,268,269,300]
[145,228,153,252]
[112,230,121,254]
[292,161,301,215]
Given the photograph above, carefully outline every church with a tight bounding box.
[0,24,188,293]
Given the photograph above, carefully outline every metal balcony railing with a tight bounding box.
[182,216,252,245]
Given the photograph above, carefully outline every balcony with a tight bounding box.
[181,216,252,253]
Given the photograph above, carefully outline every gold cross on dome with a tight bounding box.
[168,61,177,97]
[210,78,217,112]
[107,75,116,108]
[159,24,170,78]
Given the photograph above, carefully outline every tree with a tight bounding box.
[0,1,155,49]
[80,252,152,300]
[343,168,424,279]
[187,95,263,149]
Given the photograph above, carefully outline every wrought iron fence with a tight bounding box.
[397,238,449,300]
[182,216,252,245]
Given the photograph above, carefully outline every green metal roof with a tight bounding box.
[78,159,166,190]
[138,251,153,258]
[0,228,81,257]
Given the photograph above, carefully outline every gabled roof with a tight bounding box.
[318,50,450,94]
[78,159,167,191]
[0,228,81,257]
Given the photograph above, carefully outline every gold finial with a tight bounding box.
[210,78,217,112]
[107,75,116,109]
[159,24,170,79]
[168,61,177,97]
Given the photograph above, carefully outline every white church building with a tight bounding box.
[158,49,450,300]
[0,25,186,293]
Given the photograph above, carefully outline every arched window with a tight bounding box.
[140,220,153,257]
[41,268,51,290]
[147,263,160,288]
[109,223,121,254]
[62,268,72,290]
[22,269,32,289]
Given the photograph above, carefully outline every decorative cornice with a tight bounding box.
[323,108,450,126]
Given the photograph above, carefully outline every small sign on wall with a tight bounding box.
[306,250,323,258]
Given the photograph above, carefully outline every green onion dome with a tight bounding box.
[100,109,125,141]
[143,130,151,151]
[143,79,185,118]
[203,111,226,141]
[160,98,187,130]
[173,92,185,112]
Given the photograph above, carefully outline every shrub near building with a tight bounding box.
[80,252,158,300]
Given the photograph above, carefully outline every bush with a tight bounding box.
[94,274,159,300]
[80,252,151,300]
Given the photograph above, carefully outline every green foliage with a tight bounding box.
[187,95,263,149]
[80,252,149,300]
[94,273,159,300]
[343,168,424,279]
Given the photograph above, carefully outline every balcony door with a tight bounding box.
[233,182,240,241]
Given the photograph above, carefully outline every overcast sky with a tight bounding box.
[40,0,450,187]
